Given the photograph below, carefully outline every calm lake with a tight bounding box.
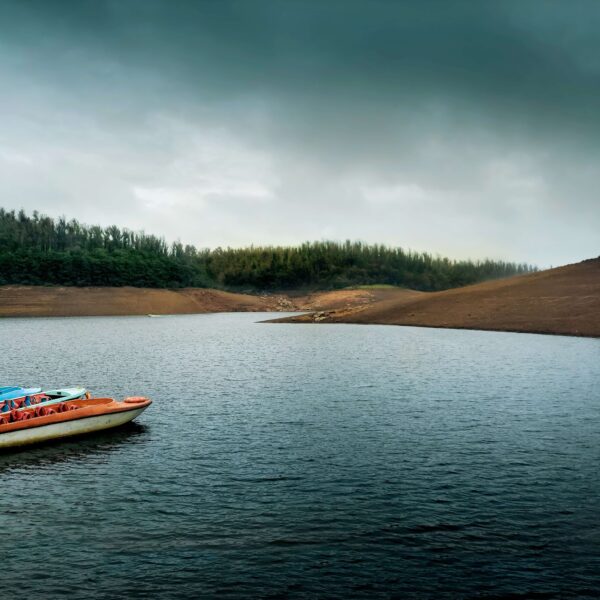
[1,313,599,598]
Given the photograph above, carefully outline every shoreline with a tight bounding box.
[0,285,385,319]
[1,258,598,338]
[268,258,600,339]
[265,318,600,339]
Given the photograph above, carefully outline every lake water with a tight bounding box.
[1,313,599,599]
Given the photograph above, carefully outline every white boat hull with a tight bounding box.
[0,406,146,449]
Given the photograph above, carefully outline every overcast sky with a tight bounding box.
[1,0,599,266]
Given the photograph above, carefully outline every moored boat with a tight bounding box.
[0,396,151,449]
[1,387,87,413]
[1,387,45,412]
[42,387,88,403]
[6,388,89,416]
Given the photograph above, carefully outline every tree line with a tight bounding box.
[0,208,535,290]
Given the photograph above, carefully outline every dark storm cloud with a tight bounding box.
[0,0,598,265]
[5,1,600,124]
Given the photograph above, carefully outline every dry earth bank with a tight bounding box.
[2,259,598,338]
[0,286,380,318]
[271,259,600,338]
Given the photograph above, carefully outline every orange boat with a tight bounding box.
[0,396,151,449]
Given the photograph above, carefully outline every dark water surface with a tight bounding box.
[1,314,599,599]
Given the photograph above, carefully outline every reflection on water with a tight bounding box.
[0,313,599,599]
[0,423,148,472]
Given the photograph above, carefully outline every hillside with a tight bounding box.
[2,260,598,338]
[0,285,386,318]
[273,259,600,338]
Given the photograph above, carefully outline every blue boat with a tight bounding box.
[1,387,44,412]
[0,387,42,402]
[0,387,87,413]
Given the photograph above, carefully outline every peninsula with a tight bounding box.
[271,258,600,338]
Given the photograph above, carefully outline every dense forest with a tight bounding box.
[0,209,535,291]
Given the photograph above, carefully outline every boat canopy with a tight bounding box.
[0,387,20,396]
[0,387,42,401]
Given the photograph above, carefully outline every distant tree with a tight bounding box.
[0,208,536,290]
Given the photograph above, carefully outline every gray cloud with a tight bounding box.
[0,0,598,266]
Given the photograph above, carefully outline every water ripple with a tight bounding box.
[0,314,599,599]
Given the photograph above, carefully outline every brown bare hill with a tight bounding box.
[0,286,384,318]
[0,286,277,317]
[3,260,599,337]
[280,258,600,338]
